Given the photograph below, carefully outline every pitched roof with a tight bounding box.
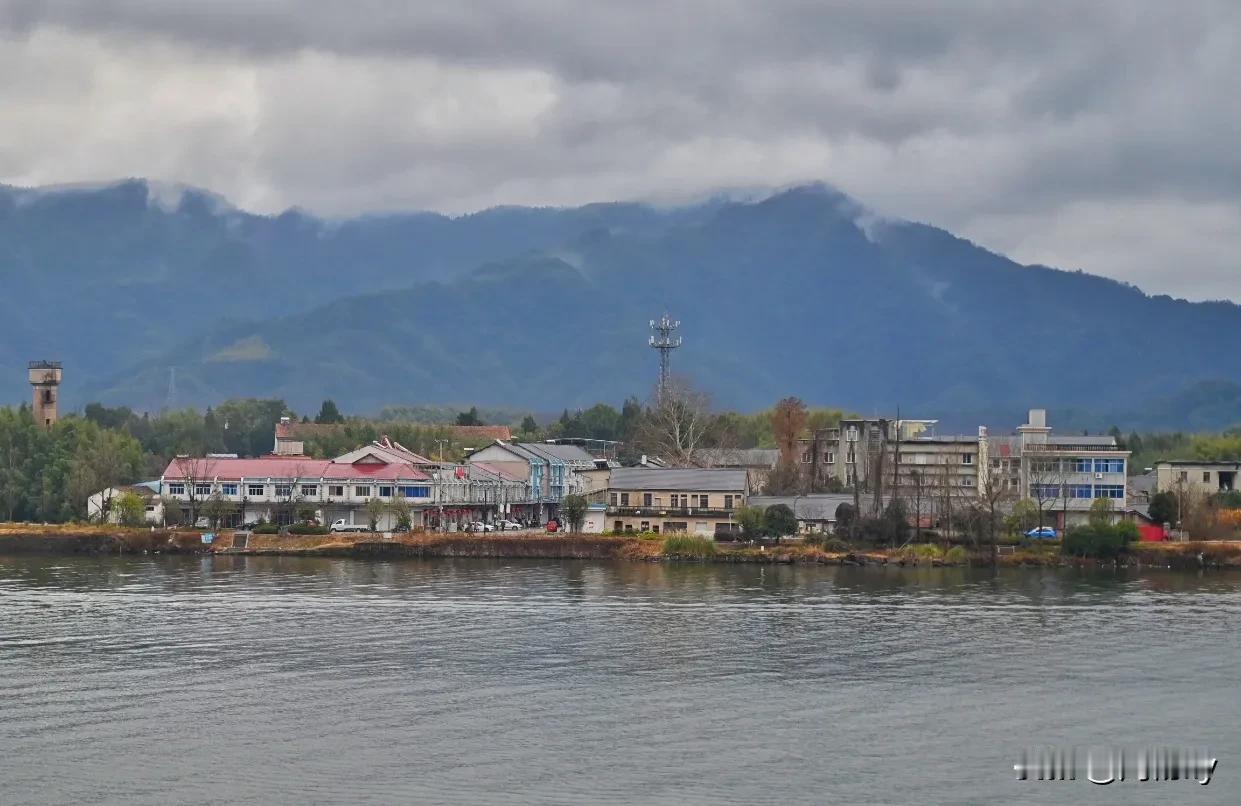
[609,467,747,492]
[283,421,511,443]
[161,456,431,482]
[695,448,781,469]
[516,442,595,464]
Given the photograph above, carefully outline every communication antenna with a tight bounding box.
[165,367,178,411]
[649,313,682,402]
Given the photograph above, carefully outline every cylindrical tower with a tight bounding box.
[28,360,62,429]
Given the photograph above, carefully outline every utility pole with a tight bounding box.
[648,313,682,403]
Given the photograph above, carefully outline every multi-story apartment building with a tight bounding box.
[987,409,1130,528]
[602,467,748,536]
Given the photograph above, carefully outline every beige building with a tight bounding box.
[1154,461,1240,497]
[602,467,748,536]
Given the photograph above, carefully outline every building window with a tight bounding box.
[167,482,185,496]
[696,494,710,508]
[1178,471,1188,481]
[1094,459,1125,474]
[620,493,630,506]
[297,484,315,497]
[248,483,264,497]
[960,478,972,487]
[194,483,212,496]
[962,454,974,465]
[610,493,618,506]
[1068,484,1093,499]
[328,485,344,497]
[1095,485,1124,499]
[1071,458,1092,473]
[379,486,394,498]
[1203,471,1212,483]
[1030,484,1061,499]
[274,484,292,498]
[825,452,835,463]
[355,485,370,498]
[724,495,736,508]
[221,483,238,496]
[399,486,430,498]
[643,493,653,507]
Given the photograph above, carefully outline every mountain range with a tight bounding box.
[2,178,1240,431]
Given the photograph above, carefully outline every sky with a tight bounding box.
[1,1,1239,301]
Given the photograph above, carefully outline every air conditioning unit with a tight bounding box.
[1095,473,1104,479]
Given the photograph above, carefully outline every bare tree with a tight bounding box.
[169,456,217,526]
[978,457,1016,567]
[634,377,718,466]
[909,469,926,544]
[1025,451,1068,534]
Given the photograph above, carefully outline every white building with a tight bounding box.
[86,481,164,525]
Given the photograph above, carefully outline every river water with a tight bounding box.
[0,554,1237,805]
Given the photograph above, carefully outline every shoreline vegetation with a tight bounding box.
[3,525,1241,571]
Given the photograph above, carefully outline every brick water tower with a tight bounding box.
[28,360,62,428]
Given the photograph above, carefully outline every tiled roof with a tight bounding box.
[517,442,596,464]
[161,456,431,482]
[283,422,511,442]
[609,467,747,492]
[695,448,781,468]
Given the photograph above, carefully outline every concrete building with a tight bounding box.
[28,360,62,429]
[988,409,1130,529]
[466,440,597,522]
[1153,460,1241,497]
[86,481,163,525]
[601,467,748,536]
[747,493,856,535]
[160,437,534,531]
[696,448,781,491]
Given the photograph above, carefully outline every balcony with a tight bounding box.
[608,506,735,518]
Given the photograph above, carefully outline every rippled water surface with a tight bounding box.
[1,555,1239,805]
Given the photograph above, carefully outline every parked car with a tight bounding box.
[496,519,524,531]
[469,521,496,532]
[545,519,560,533]
[1024,526,1058,539]
[329,519,371,533]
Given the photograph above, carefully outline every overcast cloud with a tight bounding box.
[1,1,1239,299]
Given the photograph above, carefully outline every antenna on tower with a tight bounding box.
[165,367,177,412]
[648,313,682,403]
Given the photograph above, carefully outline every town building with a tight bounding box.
[987,409,1130,529]
[159,436,533,531]
[86,481,163,525]
[1153,460,1241,497]
[747,493,855,535]
[600,467,748,536]
[696,448,781,491]
[466,440,597,521]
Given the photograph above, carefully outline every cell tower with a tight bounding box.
[648,313,682,402]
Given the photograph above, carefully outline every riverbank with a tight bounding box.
[3,524,1241,570]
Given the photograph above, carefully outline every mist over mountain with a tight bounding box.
[3,179,1240,430]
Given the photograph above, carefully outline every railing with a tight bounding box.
[28,360,62,370]
[608,506,735,518]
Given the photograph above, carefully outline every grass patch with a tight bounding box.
[662,534,717,558]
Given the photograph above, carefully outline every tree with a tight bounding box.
[834,502,856,534]
[634,377,720,466]
[561,494,588,533]
[771,397,807,465]
[736,505,766,541]
[456,407,484,426]
[763,503,797,539]
[364,497,387,531]
[388,495,413,532]
[114,491,146,527]
[978,457,1015,566]
[169,456,218,526]
[881,499,911,546]
[763,461,801,495]
[1088,497,1115,528]
[519,415,539,435]
[315,400,345,424]
[1148,491,1177,526]
[201,493,233,530]
[1026,452,1067,533]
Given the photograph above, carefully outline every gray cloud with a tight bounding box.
[1,0,1239,299]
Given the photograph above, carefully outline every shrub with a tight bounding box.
[662,534,717,558]
[763,504,798,538]
[944,546,967,564]
[910,543,944,560]
[288,523,330,535]
[1063,522,1138,559]
[253,523,279,534]
[821,536,850,553]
